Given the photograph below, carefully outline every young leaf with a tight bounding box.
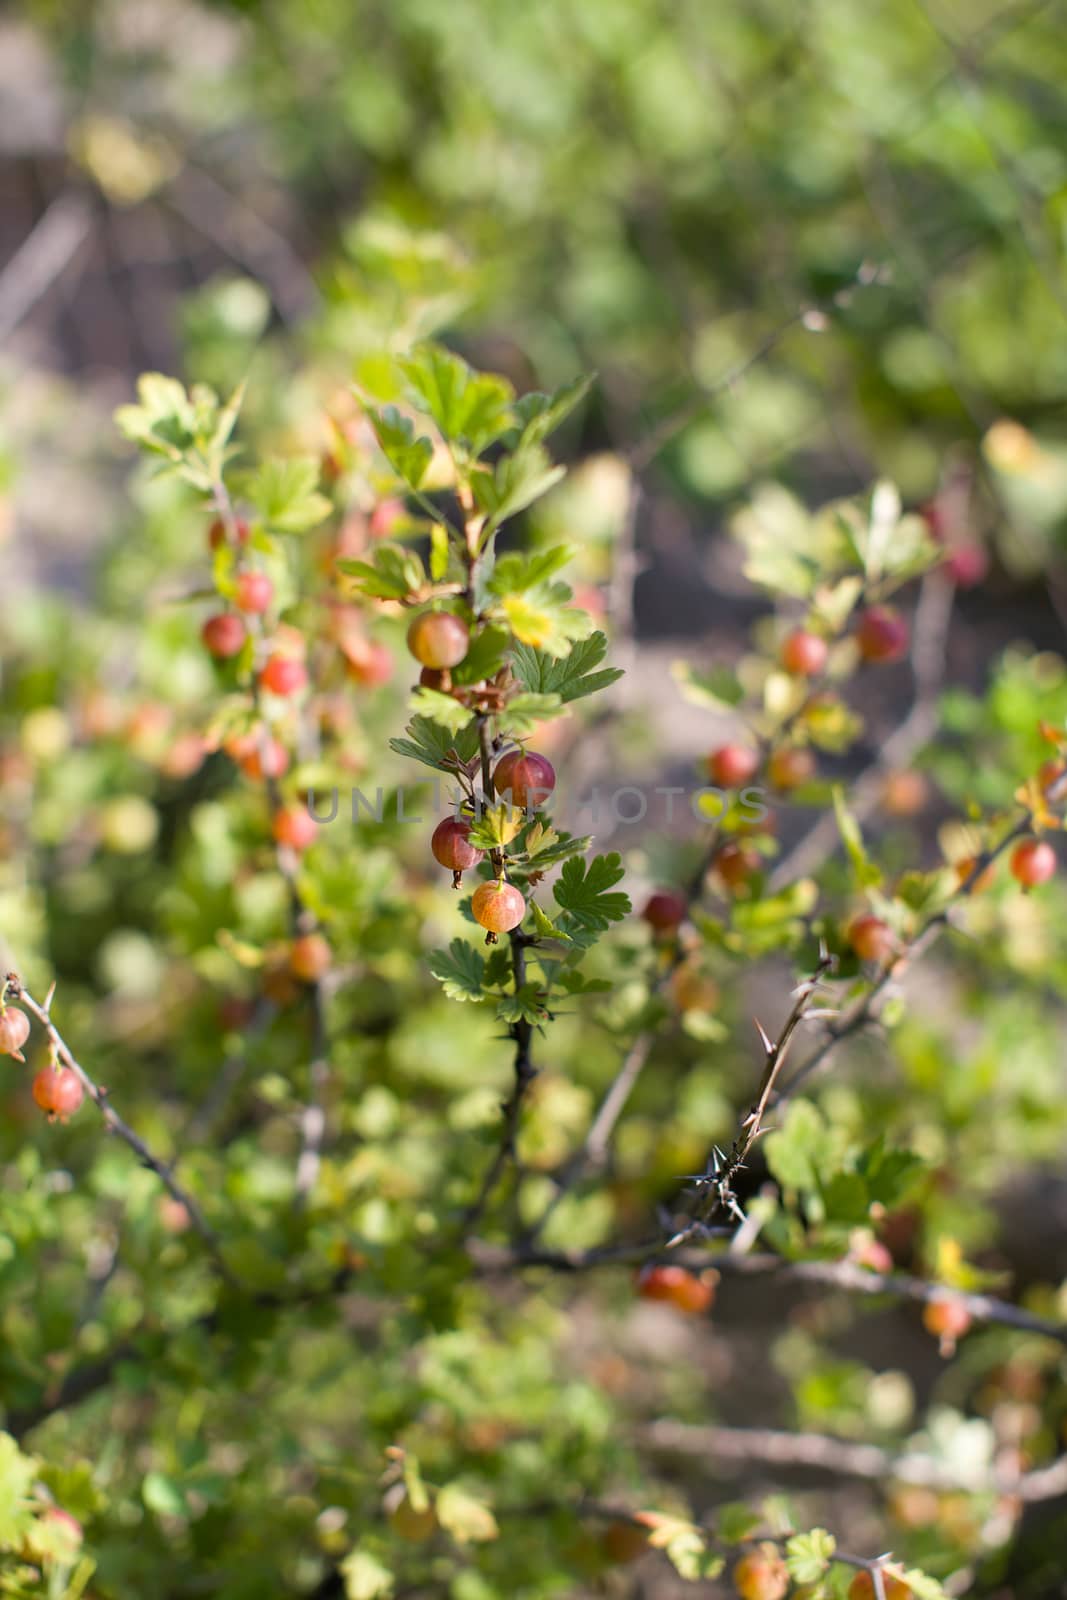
[434,1484,499,1544]
[553,853,631,932]
[340,543,427,601]
[832,787,883,888]
[428,941,486,1003]
[245,458,332,533]
[409,687,474,735]
[389,716,481,774]
[785,1529,836,1583]
[474,443,566,531]
[511,632,623,702]
[401,345,514,455]
[508,373,594,448]
[340,1551,394,1600]
[366,404,434,489]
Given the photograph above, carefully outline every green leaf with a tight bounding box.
[785,1529,836,1583]
[529,899,571,942]
[553,853,630,932]
[428,941,486,1003]
[832,787,883,889]
[340,543,427,601]
[143,1471,189,1519]
[473,443,567,531]
[451,624,511,686]
[245,457,332,532]
[401,345,515,455]
[409,687,475,735]
[389,715,481,774]
[435,1484,499,1544]
[671,660,746,711]
[0,1433,38,1550]
[495,985,549,1025]
[511,632,622,702]
[429,522,450,581]
[341,1550,394,1600]
[521,826,591,868]
[716,1502,764,1543]
[366,404,434,488]
[502,691,564,734]
[765,1099,825,1192]
[508,374,593,448]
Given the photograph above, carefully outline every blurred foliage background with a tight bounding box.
[3,1,1067,1598]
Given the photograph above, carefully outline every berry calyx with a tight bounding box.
[922,1295,973,1356]
[855,605,909,664]
[848,915,896,964]
[201,613,248,659]
[406,611,470,670]
[272,806,318,852]
[0,1006,31,1062]
[259,654,308,697]
[642,889,687,933]
[848,1573,912,1600]
[32,1066,84,1120]
[715,842,760,892]
[234,571,274,614]
[431,817,485,886]
[492,750,557,811]
[636,1264,715,1315]
[767,746,815,791]
[1010,837,1056,888]
[708,744,759,789]
[732,1546,789,1600]
[780,628,828,677]
[289,933,331,984]
[208,516,250,551]
[471,880,526,940]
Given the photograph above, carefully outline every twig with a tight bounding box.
[642,1418,1067,1501]
[0,192,94,343]
[5,975,237,1285]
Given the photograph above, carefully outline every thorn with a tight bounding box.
[753,1017,775,1057]
[818,937,829,963]
[44,980,57,1013]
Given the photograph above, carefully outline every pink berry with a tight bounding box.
[432,817,485,875]
[259,654,308,697]
[234,571,274,614]
[1010,838,1056,888]
[492,750,556,810]
[0,1007,31,1061]
[202,613,247,659]
[855,606,909,664]
[272,806,318,851]
[780,629,828,677]
[708,745,759,788]
[471,881,526,935]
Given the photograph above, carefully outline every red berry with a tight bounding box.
[234,571,274,614]
[882,770,929,817]
[0,1007,31,1061]
[208,516,250,551]
[715,842,760,891]
[161,732,209,780]
[431,817,485,874]
[492,750,557,810]
[768,746,815,791]
[642,890,687,932]
[636,1264,715,1315]
[289,933,331,984]
[407,611,470,670]
[272,806,318,851]
[369,497,405,539]
[259,654,308,697]
[946,544,989,588]
[922,1295,973,1354]
[848,1574,912,1600]
[1010,838,1056,887]
[708,744,759,789]
[202,613,248,659]
[32,1066,84,1120]
[344,639,393,688]
[848,915,896,964]
[855,605,909,664]
[780,628,828,677]
[732,1547,789,1600]
[853,1238,894,1274]
[230,733,289,782]
[471,881,526,935]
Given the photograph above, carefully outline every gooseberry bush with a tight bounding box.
[2,275,1067,1600]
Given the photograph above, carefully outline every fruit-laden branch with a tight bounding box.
[642,1418,1067,1502]
[469,1238,1067,1345]
[6,975,237,1285]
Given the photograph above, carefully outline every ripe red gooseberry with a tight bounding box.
[471,880,526,937]
[642,889,687,932]
[201,613,248,659]
[1010,838,1056,888]
[636,1264,714,1315]
[0,1006,31,1061]
[848,915,896,964]
[855,605,909,664]
[732,1546,789,1600]
[708,744,759,789]
[945,544,989,588]
[344,638,393,688]
[406,611,470,670]
[767,746,815,792]
[289,933,331,984]
[922,1295,973,1355]
[259,654,308,697]
[234,571,274,614]
[32,1066,84,1120]
[431,817,485,884]
[231,733,290,782]
[272,806,318,852]
[780,628,829,677]
[492,750,557,811]
[848,1573,912,1600]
